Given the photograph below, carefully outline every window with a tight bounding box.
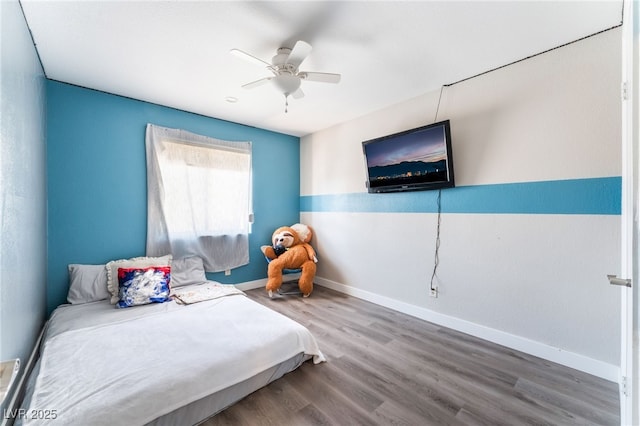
[145,124,252,272]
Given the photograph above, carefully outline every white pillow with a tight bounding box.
[67,264,110,304]
[171,256,207,287]
[106,255,172,304]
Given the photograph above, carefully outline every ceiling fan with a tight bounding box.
[230,40,341,112]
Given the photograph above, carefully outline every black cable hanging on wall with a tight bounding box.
[430,188,442,294]
[430,86,445,295]
[424,25,624,296]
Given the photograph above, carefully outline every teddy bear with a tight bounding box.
[261,223,317,298]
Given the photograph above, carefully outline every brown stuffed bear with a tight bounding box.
[261,223,317,298]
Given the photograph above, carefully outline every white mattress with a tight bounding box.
[18,288,324,425]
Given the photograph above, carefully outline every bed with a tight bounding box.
[16,256,325,425]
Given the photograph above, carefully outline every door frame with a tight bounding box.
[620,1,638,424]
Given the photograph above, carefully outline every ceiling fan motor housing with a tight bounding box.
[272,48,295,73]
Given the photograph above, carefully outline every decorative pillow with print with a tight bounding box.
[106,254,172,304]
[116,266,171,308]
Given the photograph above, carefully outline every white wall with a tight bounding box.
[301,28,621,380]
[0,0,47,397]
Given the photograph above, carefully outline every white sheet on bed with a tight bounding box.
[21,290,324,425]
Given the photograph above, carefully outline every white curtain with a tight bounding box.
[145,124,252,272]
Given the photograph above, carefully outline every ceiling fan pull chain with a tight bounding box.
[284,94,289,113]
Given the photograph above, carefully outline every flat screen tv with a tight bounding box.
[362,120,455,193]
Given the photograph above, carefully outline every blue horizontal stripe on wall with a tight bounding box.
[300,177,621,215]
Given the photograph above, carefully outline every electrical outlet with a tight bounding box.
[224,269,231,276]
[430,287,438,298]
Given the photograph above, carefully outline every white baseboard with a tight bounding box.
[236,278,302,293]
[312,276,619,382]
[236,278,266,291]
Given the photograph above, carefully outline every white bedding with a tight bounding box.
[19,288,324,425]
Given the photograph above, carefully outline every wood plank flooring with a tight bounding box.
[202,285,620,425]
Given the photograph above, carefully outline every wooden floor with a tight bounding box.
[202,285,620,426]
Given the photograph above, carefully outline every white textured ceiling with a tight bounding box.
[20,1,623,137]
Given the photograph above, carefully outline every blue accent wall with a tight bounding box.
[301,177,621,215]
[47,81,300,314]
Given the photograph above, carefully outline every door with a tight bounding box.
[618,2,638,423]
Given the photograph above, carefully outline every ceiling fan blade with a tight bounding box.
[241,77,272,89]
[286,40,312,69]
[299,72,341,84]
[291,87,305,99]
[230,48,272,68]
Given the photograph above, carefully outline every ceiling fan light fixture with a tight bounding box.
[272,74,301,96]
